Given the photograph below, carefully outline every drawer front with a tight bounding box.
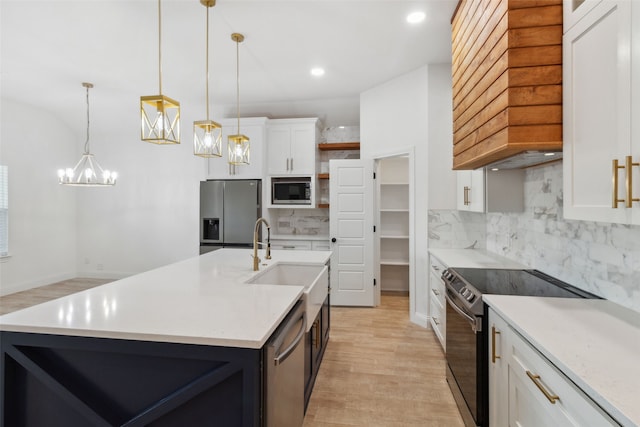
[429,270,446,308]
[270,240,312,250]
[430,296,445,350]
[508,328,619,427]
[429,255,446,276]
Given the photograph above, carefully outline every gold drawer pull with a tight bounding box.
[625,156,640,208]
[433,317,440,326]
[613,156,640,208]
[432,289,440,296]
[491,326,501,364]
[526,371,559,404]
[613,159,625,208]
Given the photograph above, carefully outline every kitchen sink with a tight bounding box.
[247,263,328,331]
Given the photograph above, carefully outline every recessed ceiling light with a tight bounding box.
[544,152,556,156]
[310,67,325,77]
[407,11,426,24]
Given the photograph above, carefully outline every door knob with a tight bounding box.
[331,238,337,243]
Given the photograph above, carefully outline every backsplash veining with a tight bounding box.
[273,209,329,236]
[428,210,486,249]
[429,162,639,311]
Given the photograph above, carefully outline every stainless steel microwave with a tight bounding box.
[271,177,311,205]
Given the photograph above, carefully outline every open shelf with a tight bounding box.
[318,142,360,151]
[380,259,410,266]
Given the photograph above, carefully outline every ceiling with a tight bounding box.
[1,0,456,130]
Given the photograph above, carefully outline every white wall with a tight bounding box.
[0,100,77,295]
[361,64,455,325]
[361,65,430,325]
[75,100,205,278]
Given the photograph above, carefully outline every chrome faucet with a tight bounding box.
[252,217,271,271]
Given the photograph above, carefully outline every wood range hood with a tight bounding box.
[451,0,563,170]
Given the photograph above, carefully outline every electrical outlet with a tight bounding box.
[97,264,104,271]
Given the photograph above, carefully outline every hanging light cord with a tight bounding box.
[83,84,91,155]
[158,0,163,95]
[205,4,210,120]
[235,36,240,133]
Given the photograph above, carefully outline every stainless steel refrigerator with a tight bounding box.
[199,180,262,254]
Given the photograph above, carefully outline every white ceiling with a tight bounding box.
[1,0,456,130]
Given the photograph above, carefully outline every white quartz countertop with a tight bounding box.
[484,295,640,427]
[0,249,331,349]
[429,248,526,269]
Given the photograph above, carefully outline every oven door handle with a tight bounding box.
[445,291,482,333]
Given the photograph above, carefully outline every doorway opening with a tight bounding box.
[373,149,415,319]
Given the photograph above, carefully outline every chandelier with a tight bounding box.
[58,83,117,187]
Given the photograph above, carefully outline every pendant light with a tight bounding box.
[228,33,249,165]
[194,0,222,157]
[58,83,117,187]
[140,0,180,144]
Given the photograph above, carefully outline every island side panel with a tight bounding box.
[0,332,262,427]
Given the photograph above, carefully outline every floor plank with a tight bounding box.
[0,281,464,425]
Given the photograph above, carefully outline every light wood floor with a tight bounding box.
[0,278,111,315]
[0,282,464,426]
[304,293,464,426]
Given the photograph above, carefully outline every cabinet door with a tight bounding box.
[267,126,292,175]
[457,170,485,212]
[488,309,509,427]
[289,125,316,175]
[563,0,633,224]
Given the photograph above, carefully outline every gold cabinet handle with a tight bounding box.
[463,186,470,206]
[432,289,440,296]
[433,317,440,326]
[526,371,559,404]
[491,326,501,364]
[613,159,625,208]
[625,156,640,208]
[613,156,640,208]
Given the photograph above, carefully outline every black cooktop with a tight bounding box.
[449,268,598,299]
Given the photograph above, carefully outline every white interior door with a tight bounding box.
[329,159,374,306]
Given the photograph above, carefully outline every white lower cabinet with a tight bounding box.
[428,255,446,350]
[489,308,620,427]
[270,238,329,251]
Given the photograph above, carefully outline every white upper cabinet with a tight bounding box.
[205,117,267,180]
[266,118,319,175]
[457,170,524,213]
[563,0,640,224]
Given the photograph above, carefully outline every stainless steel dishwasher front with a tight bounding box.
[264,299,306,427]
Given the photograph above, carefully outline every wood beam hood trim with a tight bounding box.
[451,0,563,170]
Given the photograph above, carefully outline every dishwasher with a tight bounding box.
[264,300,306,427]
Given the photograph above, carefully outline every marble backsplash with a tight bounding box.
[429,162,640,312]
[272,209,329,236]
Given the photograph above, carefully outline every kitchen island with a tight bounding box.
[0,248,331,427]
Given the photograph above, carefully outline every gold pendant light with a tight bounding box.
[228,33,249,165]
[58,83,117,187]
[140,0,180,144]
[194,0,222,157]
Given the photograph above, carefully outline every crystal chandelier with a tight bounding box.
[140,0,180,144]
[194,0,222,157]
[228,33,249,165]
[58,83,117,186]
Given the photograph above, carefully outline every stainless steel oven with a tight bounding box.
[441,268,599,427]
